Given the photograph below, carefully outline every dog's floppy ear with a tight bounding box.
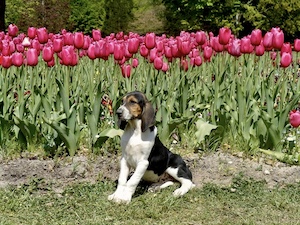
[118,120,127,130]
[141,102,155,132]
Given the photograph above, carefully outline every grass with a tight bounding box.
[0,176,299,225]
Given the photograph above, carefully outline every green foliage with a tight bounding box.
[69,0,105,33]
[102,0,134,35]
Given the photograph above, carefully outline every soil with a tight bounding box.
[0,151,299,193]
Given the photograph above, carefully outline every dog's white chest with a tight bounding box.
[121,122,156,168]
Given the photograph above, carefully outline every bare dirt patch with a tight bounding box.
[0,151,299,191]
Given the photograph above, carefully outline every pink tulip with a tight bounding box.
[203,46,213,61]
[63,32,74,46]
[27,27,37,39]
[228,39,241,57]
[210,36,223,52]
[280,43,292,55]
[154,56,163,70]
[11,52,23,67]
[1,41,10,56]
[16,43,24,53]
[2,56,12,68]
[162,62,169,72]
[145,33,156,49]
[177,36,191,55]
[280,52,292,68]
[294,39,300,52]
[42,46,54,62]
[121,64,131,78]
[60,46,73,66]
[271,27,284,50]
[26,48,39,66]
[263,32,273,49]
[218,27,231,45]
[47,58,55,67]
[82,36,91,50]
[114,42,125,61]
[127,37,140,54]
[8,24,19,37]
[139,44,149,58]
[180,59,189,71]
[289,110,300,128]
[240,37,254,54]
[53,38,63,53]
[74,32,84,49]
[250,29,262,46]
[194,56,202,66]
[132,58,139,68]
[36,27,48,44]
[92,29,101,41]
[164,45,172,59]
[270,51,277,60]
[22,37,31,48]
[255,44,265,56]
[195,31,207,45]
[87,44,96,60]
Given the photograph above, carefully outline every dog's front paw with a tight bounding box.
[108,191,132,204]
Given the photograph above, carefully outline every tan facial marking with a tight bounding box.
[125,95,143,118]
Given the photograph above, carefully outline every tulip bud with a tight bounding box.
[26,48,39,66]
[289,110,300,128]
[132,58,139,68]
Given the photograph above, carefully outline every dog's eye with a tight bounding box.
[130,100,137,104]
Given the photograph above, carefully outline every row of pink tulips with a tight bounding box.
[1,24,300,76]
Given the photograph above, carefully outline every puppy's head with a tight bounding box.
[117,91,155,132]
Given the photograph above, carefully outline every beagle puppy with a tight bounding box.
[108,91,195,203]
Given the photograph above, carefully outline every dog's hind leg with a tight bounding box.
[166,167,195,196]
[148,181,175,193]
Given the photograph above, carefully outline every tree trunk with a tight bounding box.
[0,0,5,31]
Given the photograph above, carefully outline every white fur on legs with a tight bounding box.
[166,167,195,196]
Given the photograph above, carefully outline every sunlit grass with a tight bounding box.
[0,177,299,225]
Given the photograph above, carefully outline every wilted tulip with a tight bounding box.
[36,27,48,44]
[280,52,292,68]
[218,27,231,45]
[8,24,19,37]
[250,29,262,46]
[145,33,156,49]
[289,110,300,128]
[11,52,23,67]
[26,48,39,66]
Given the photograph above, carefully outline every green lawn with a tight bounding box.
[0,176,299,225]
